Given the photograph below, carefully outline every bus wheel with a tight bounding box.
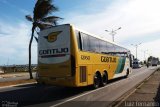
[125,69,129,78]
[102,72,108,86]
[93,73,100,89]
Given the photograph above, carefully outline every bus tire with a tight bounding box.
[101,72,108,86]
[93,73,101,89]
[125,69,129,78]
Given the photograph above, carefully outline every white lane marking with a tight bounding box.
[114,68,158,107]
[51,67,156,107]
[114,88,137,107]
[0,82,37,89]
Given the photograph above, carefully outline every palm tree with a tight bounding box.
[26,0,62,79]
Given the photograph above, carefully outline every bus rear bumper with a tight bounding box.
[36,76,77,87]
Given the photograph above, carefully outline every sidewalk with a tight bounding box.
[0,72,36,87]
[117,68,160,107]
[0,72,31,78]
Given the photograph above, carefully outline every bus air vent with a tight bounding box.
[80,66,86,83]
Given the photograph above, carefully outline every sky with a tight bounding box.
[0,0,160,65]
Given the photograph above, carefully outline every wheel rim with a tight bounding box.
[102,73,107,86]
[94,74,100,88]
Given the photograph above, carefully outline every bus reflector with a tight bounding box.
[80,66,86,83]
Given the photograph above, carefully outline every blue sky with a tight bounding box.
[0,0,160,65]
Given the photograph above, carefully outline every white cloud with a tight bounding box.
[1,0,160,65]
[0,21,37,65]
[20,9,30,15]
[64,0,160,60]
[137,39,160,60]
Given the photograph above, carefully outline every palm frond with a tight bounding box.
[41,16,63,23]
[33,0,58,21]
[34,36,38,42]
[36,22,52,30]
[25,15,33,22]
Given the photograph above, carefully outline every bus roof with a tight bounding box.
[70,24,130,53]
[40,24,130,53]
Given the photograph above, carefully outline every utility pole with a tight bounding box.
[131,43,141,60]
[105,27,121,42]
[7,58,9,66]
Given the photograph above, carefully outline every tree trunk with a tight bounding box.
[28,26,35,79]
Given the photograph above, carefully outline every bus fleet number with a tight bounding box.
[81,55,90,60]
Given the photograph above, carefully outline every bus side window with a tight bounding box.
[129,54,132,67]
[75,30,82,50]
[107,42,114,53]
[79,32,82,50]
[99,41,106,53]
[80,32,90,52]
[88,36,100,52]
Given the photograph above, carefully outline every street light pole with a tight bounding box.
[143,50,148,61]
[136,45,138,59]
[105,27,121,42]
[131,43,141,59]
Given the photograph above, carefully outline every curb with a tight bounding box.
[111,67,160,107]
[0,74,29,78]
[0,82,37,89]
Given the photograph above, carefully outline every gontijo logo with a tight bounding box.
[44,31,62,42]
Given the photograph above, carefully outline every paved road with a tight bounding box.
[0,66,159,107]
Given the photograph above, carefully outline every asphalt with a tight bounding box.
[0,67,159,107]
[116,67,160,107]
